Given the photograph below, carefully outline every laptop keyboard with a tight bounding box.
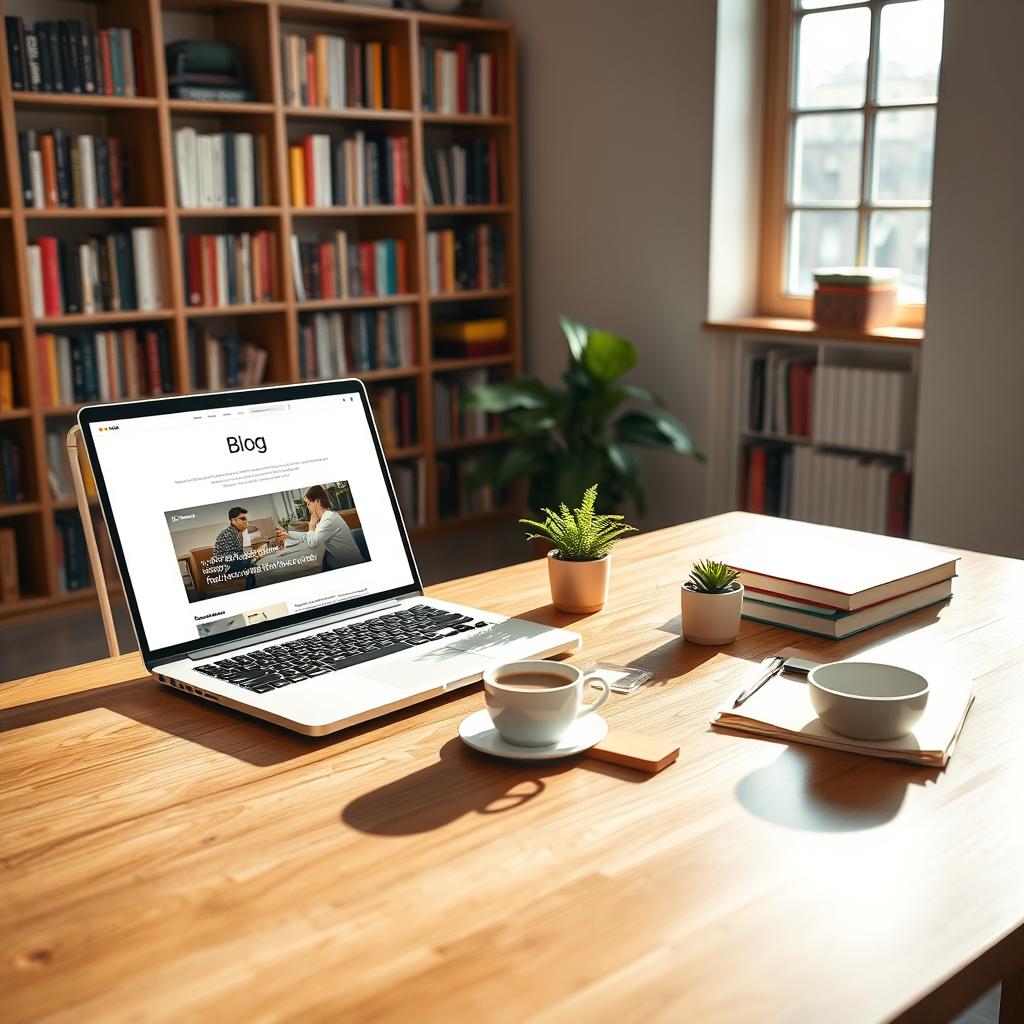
[193,605,488,693]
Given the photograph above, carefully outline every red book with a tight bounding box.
[38,237,63,316]
[204,235,219,306]
[145,330,161,395]
[456,42,470,113]
[131,30,146,96]
[107,137,124,206]
[488,137,499,202]
[185,235,202,305]
[747,446,767,514]
[99,31,114,97]
[395,239,408,294]
[351,43,363,108]
[40,135,59,207]
[887,471,911,537]
[306,50,317,107]
[358,242,374,295]
[303,136,316,209]
[490,51,499,114]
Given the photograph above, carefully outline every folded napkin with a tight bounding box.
[711,668,974,768]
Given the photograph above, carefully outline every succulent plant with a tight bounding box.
[685,558,740,594]
[519,484,636,562]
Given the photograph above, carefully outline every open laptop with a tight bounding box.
[79,379,580,735]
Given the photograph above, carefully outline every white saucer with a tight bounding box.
[458,709,608,761]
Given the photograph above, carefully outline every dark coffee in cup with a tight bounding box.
[494,672,567,691]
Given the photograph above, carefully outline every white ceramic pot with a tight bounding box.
[679,581,744,645]
[547,551,610,614]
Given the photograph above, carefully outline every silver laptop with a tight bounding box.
[79,379,579,735]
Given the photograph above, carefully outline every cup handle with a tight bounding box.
[577,673,610,718]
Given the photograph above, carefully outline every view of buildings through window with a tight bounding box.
[786,0,944,305]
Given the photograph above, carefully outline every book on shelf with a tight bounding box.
[811,365,914,455]
[0,527,20,603]
[18,130,129,210]
[182,231,278,307]
[0,340,15,410]
[172,128,268,209]
[0,434,28,503]
[54,511,91,592]
[426,225,506,295]
[390,460,425,528]
[721,519,958,613]
[368,384,416,451]
[167,85,255,103]
[288,131,411,208]
[36,325,174,404]
[423,139,500,206]
[433,368,502,444]
[438,451,506,519]
[187,324,268,391]
[280,33,400,110]
[290,234,408,301]
[433,316,509,358]
[27,229,166,317]
[420,43,497,115]
[298,307,414,378]
[5,17,145,96]
[740,442,911,537]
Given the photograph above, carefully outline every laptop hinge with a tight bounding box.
[187,598,402,660]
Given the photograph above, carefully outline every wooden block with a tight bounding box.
[586,730,680,775]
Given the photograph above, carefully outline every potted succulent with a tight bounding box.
[519,484,636,613]
[680,559,744,645]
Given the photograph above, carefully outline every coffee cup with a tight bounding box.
[482,660,610,747]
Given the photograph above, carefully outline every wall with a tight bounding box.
[485,0,719,528]
[912,0,1024,557]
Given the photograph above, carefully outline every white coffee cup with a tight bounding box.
[482,660,610,747]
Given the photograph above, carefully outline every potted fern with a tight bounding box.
[680,559,744,645]
[520,484,636,613]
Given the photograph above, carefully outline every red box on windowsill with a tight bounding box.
[812,267,900,330]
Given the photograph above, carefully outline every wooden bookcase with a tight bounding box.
[0,0,520,621]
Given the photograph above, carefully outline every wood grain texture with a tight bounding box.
[2,512,1023,1024]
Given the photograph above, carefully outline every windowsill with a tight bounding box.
[702,316,924,346]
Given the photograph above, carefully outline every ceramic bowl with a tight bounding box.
[808,662,929,741]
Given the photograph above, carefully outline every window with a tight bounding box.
[759,0,944,326]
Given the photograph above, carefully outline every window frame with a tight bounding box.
[758,0,939,329]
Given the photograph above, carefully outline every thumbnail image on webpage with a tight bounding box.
[165,481,370,604]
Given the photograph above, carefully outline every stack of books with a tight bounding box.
[420,43,497,115]
[182,231,278,307]
[280,33,399,110]
[290,234,408,300]
[433,369,502,443]
[187,325,267,391]
[6,17,145,96]
[723,521,958,640]
[0,435,27,503]
[423,139,500,206]
[18,130,129,210]
[433,316,508,359]
[172,129,269,209]
[426,225,505,294]
[288,132,411,208]
[0,341,15,411]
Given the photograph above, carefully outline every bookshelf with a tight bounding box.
[0,0,521,621]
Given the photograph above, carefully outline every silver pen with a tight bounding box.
[733,655,785,708]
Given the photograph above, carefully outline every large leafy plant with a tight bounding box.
[464,316,702,513]
[520,484,636,562]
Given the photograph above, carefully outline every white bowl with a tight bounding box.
[808,662,929,741]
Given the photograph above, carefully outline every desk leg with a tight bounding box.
[1002,970,1024,1024]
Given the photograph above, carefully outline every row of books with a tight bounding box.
[0,528,20,603]
[187,326,268,391]
[423,139,501,207]
[741,441,910,537]
[725,519,955,640]
[1,435,27,503]
[27,230,166,317]
[747,353,814,437]
[391,461,424,528]
[369,385,417,451]
[299,308,415,380]
[55,511,91,592]
[182,232,278,308]
[420,44,498,116]
[0,341,15,410]
[18,130,130,210]
[173,129,269,209]
[288,132,412,208]
[426,226,506,294]
[290,235,409,301]
[433,370,501,444]
[35,326,175,405]
[438,452,507,519]
[6,17,145,96]
[280,33,400,110]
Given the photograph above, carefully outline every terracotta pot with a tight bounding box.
[679,582,744,645]
[547,551,610,613]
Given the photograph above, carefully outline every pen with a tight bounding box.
[733,655,785,708]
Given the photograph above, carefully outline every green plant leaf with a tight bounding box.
[582,330,637,382]
[620,382,665,407]
[463,378,550,413]
[559,315,589,364]
[614,409,705,460]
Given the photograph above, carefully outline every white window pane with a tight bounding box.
[871,108,936,201]
[868,210,930,303]
[787,209,859,295]
[795,8,871,110]
[792,112,863,202]
[877,0,944,104]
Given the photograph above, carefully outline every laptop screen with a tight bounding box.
[83,384,418,660]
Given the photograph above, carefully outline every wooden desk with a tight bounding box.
[3,513,1023,1023]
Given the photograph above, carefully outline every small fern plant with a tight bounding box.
[685,559,740,594]
[520,484,636,562]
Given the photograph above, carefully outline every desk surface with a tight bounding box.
[3,512,1023,1024]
